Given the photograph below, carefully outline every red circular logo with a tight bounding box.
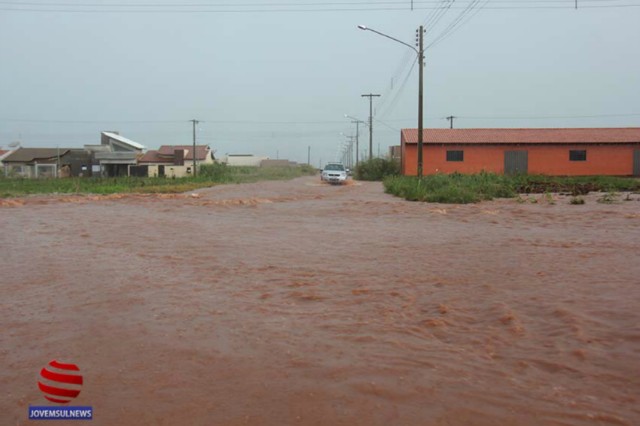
[37,360,83,404]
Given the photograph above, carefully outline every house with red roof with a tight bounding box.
[400,127,640,176]
[138,145,214,177]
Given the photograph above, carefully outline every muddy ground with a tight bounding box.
[1,176,639,425]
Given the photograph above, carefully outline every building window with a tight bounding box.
[446,150,464,162]
[569,150,587,161]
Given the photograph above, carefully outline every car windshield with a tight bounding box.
[324,164,345,171]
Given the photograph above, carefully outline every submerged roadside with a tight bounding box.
[0,163,317,198]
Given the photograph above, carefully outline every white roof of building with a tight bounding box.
[102,132,145,150]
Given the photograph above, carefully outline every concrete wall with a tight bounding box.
[401,143,640,176]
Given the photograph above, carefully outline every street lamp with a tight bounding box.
[358,24,425,177]
[344,114,366,167]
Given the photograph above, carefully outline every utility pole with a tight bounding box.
[416,25,424,177]
[357,24,425,177]
[349,119,361,166]
[307,146,311,165]
[446,116,456,129]
[361,93,381,161]
[190,119,199,177]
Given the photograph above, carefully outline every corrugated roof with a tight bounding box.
[401,128,640,144]
[102,132,145,150]
[2,148,70,163]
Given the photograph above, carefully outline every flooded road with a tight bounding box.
[1,176,639,425]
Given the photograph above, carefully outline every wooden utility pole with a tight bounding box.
[361,93,381,161]
[417,25,424,177]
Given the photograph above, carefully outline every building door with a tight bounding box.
[504,151,528,175]
[158,165,165,177]
[634,150,640,176]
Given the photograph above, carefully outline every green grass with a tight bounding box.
[0,163,316,198]
[384,172,640,204]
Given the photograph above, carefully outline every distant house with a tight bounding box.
[0,150,9,165]
[0,149,12,173]
[400,128,640,176]
[2,148,90,178]
[138,145,214,177]
[222,154,269,167]
[85,132,145,177]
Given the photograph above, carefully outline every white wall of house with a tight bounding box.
[147,164,195,178]
[222,155,268,167]
[4,164,57,178]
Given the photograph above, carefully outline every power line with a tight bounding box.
[426,0,490,50]
[3,113,638,126]
[0,118,350,124]
[457,113,640,119]
[1,1,638,12]
[378,56,418,118]
[423,0,455,38]
[373,118,401,132]
[1,0,636,6]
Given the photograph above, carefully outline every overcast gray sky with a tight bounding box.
[1,1,639,165]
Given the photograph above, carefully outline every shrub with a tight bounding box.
[354,158,400,181]
[199,163,233,181]
[569,196,585,205]
[597,192,619,204]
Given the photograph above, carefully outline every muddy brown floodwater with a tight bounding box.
[1,176,639,425]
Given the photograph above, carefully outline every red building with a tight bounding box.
[400,128,640,176]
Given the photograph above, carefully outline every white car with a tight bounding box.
[321,163,348,184]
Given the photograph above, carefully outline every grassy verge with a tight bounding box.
[384,173,640,204]
[0,163,316,198]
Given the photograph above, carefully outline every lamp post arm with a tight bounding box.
[360,27,419,55]
[345,114,368,127]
